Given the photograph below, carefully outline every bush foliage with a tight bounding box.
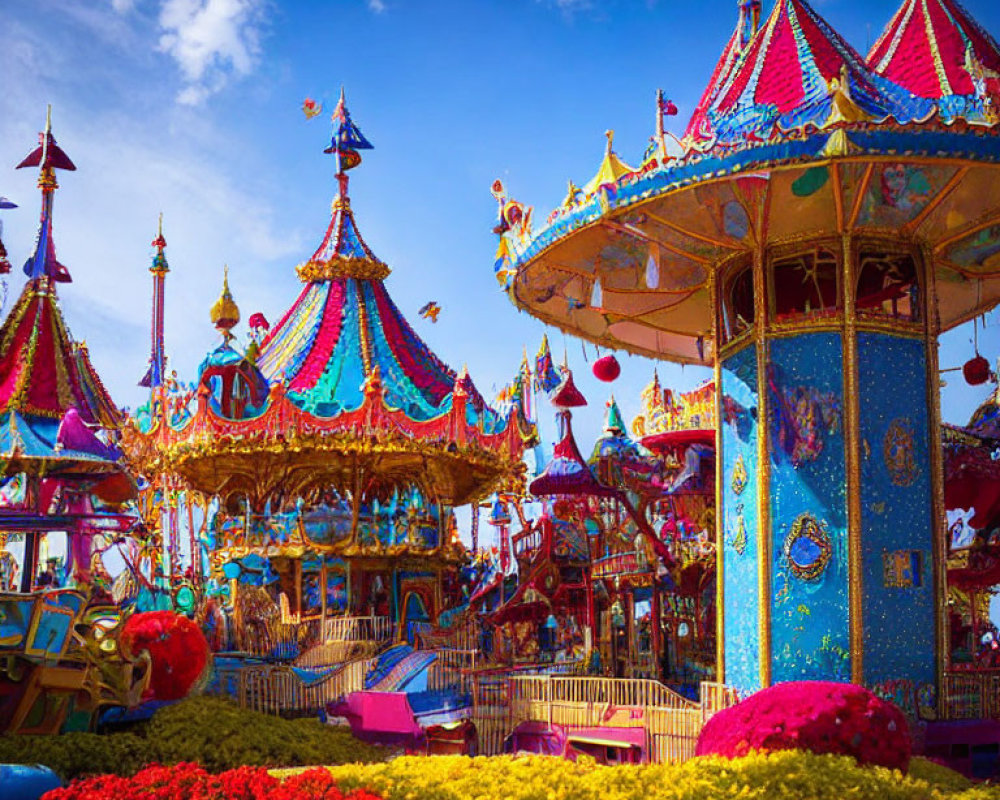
[289,752,992,800]
[0,696,388,781]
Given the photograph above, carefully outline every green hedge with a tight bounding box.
[0,696,389,780]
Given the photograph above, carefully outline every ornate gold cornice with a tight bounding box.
[296,255,390,283]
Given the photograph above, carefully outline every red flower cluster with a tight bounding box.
[41,763,384,800]
[696,681,912,771]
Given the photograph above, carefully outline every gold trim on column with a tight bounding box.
[753,244,772,689]
[921,243,948,717]
[842,232,864,685]
[711,268,726,684]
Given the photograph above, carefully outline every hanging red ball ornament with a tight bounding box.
[964,355,991,386]
[593,354,621,382]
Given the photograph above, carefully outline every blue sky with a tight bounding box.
[1,0,1000,466]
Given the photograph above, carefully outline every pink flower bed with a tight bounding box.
[696,681,911,771]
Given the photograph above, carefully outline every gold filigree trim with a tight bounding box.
[296,255,391,283]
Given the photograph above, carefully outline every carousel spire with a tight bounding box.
[298,90,387,283]
[16,105,75,284]
[140,215,170,388]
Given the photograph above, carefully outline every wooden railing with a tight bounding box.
[942,671,1000,720]
[237,657,373,716]
[234,620,312,660]
[473,675,740,762]
[700,681,742,718]
[425,649,477,694]
[319,615,393,643]
[295,639,380,668]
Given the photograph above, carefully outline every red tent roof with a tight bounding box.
[684,0,760,142]
[0,281,119,427]
[867,0,1000,101]
[700,0,930,143]
[0,118,120,428]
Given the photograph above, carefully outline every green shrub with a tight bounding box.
[0,696,388,781]
[146,696,389,772]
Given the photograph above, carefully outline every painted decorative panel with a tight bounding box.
[857,333,936,696]
[768,333,850,682]
[721,344,760,692]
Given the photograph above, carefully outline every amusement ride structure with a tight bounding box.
[494,0,1000,716]
[4,0,1000,776]
[125,92,537,654]
[0,110,145,734]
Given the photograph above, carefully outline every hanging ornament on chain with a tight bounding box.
[964,315,991,386]
[593,347,621,382]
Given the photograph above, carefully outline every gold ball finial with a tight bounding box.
[210,265,240,339]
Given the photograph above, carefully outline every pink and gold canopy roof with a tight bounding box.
[868,0,1000,118]
[500,0,1000,363]
[0,114,124,476]
[132,95,535,506]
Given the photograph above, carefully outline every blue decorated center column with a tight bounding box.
[716,235,940,712]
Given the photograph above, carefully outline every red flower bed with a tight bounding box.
[696,681,911,771]
[41,763,383,800]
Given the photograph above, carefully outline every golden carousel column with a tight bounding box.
[752,242,772,689]
[712,267,725,684]
[842,232,864,684]
[922,244,947,716]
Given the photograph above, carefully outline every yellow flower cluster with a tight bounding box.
[271,751,998,800]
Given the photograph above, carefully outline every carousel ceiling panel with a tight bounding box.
[837,162,871,226]
[643,179,754,247]
[918,164,1000,243]
[934,268,1000,331]
[616,207,735,265]
[854,162,959,231]
[594,240,708,294]
[600,287,697,317]
[637,287,711,334]
[942,223,1000,276]
[766,165,841,241]
[606,320,709,364]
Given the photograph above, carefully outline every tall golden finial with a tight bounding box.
[210,265,240,341]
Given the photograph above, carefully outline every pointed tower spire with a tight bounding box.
[140,215,170,388]
[16,106,76,284]
[604,395,627,434]
[298,90,388,283]
[210,265,240,342]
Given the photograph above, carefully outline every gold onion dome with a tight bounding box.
[210,266,240,336]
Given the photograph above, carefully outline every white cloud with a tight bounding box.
[157,0,266,105]
[111,0,136,13]
[367,0,386,12]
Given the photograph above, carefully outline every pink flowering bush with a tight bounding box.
[696,681,911,771]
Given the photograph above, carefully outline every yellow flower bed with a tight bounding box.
[271,751,998,800]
